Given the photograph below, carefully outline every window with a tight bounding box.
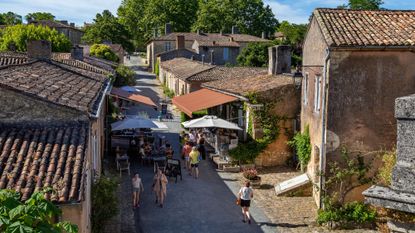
[303,73,309,105]
[314,75,322,112]
[223,47,229,61]
[164,42,172,51]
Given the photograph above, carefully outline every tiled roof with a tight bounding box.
[151,32,269,43]
[203,74,294,97]
[188,66,267,82]
[195,40,240,47]
[0,52,32,67]
[51,53,113,75]
[0,60,109,116]
[0,125,87,203]
[32,20,83,32]
[314,8,415,47]
[83,56,118,69]
[160,58,215,80]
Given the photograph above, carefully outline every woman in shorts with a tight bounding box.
[132,173,144,208]
[238,181,254,224]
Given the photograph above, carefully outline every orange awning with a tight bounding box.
[110,87,157,107]
[172,88,238,117]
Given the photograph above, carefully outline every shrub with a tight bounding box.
[91,176,118,233]
[180,110,208,123]
[287,125,311,169]
[229,140,267,164]
[317,201,376,226]
[0,189,78,232]
[0,24,71,52]
[243,168,259,180]
[90,44,119,62]
[114,65,135,87]
[377,150,396,186]
[154,59,160,76]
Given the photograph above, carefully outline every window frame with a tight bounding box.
[303,73,309,105]
[314,75,322,112]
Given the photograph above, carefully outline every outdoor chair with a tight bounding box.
[119,159,130,177]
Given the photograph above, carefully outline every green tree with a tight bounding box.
[192,0,278,36]
[141,0,199,41]
[0,24,71,52]
[117,0,147,49]
[91,176,118,233]
[90,44,119,62]
[0,12,22,25]
[82,10,133,51]
[339,0,384,10]
[25,12,55,22]
[277,21,307,50]
[0,189,78,233]
[237,41,278,67]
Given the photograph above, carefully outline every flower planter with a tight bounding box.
[245,176,261,189]
[223,164,241,173]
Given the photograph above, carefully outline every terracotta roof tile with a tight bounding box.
[0,60,109,115]
[151,32,269,43]
[188,66,267,82]
[160,58,215,80]
[314,8,415,47]
[203,74,294,97]
[0,52,32,67]
[195,40,240,47]
[0,125,87,203]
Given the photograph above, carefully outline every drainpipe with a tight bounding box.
[319,48,330,209]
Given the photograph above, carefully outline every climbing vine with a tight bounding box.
[229,92,282,164]
[287,125,311,171]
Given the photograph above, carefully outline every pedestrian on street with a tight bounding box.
[132,173,144,208]
[152,168,168,208]
[197,134,206,160]
[189,146,201,179]
[238,181,254,224]
[182,142,192,173]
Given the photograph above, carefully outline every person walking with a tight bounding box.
[238,181,254,224]
[189,146,200,179]
[132,173,144,208]
[197,135,206,160]
[182,142,192,173]
[152,168,168,208]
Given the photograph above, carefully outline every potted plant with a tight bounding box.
[243,168,261,188]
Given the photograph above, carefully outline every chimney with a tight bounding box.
[220,30,224,36]
[153,29,157,38]
[27,40,51,59]
[71,45,84,60]
[231,26,239,34]
[60,20,68,25]
[176,35,185,50]
[269,45,292,75]
[202,54,205,65]
[210,50,215,65]
[262,32,266,39]
[165,23,172,35]
[70,22,75,27]
[268,46,276,75]
[197,29,202,35]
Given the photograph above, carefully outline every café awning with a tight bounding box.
[172,88,238,117]
[110,87,157,107]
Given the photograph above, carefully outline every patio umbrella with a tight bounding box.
[111,118,168,131]
[121,86,140,93]
[182,115,242,130]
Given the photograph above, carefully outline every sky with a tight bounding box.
[0,0,414,26]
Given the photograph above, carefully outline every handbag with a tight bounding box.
[236,198,241,206]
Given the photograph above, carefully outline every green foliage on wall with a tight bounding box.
[90,44,119,62]
[0,189,78,233]
[376,150,396,186]
[317,201,376,226]
[287,125,311,169]
[92,176,119,233]
[0,24,71,52]
[229,92,281,164]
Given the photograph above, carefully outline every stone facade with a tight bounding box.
[302,12,415,206]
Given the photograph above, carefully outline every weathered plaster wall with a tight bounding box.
[255,83,301,167]
[0,88,88,124]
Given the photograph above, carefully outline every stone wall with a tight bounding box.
[0,88,88,124]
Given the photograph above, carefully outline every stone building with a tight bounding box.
[159,57,267,96]
[0,41,110,233]
[32,20,84,45]
[301,8,415,207]
[171,46,301,167]
[147,24,269,71]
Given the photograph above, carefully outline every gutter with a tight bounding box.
[330,45,415,51]
[90,81,112,119]
[319,48,330,209]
